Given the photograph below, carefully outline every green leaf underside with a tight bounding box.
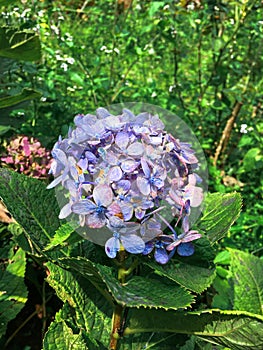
[0,27,41,61]
[146,260,216,293]
[229,249,263,315]
[59,257,194,310]
[45,262,112,348]
[125,309,263,350]
[0,169,61,253]
[0,248,28,338]
[199,192,242,243]
[0,88,41,109]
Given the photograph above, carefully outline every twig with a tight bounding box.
[212,100,243,166]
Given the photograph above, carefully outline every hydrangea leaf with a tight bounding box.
[0,88,41,109]
[44,222,81,251]
[199,192,242,243]
[59,257,194,310]
[229,248,263,315]
[0,27,41,61]
[145,260,216,293]
[0,169,61,254]
[43,319,89,350]
[45,262,112,348]
[0,247,28,339]
[125,309,263,350]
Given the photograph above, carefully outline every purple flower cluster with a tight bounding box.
[48,108,203,264]
[1,135,51,178]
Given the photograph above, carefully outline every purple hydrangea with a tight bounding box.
[47,108,204,264]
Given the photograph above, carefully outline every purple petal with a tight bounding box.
[154,247,169,264]
[185,185,203,207]
[105,116,125,131]
[58,202,72,219]
[46,174,64,189]
[127,142,144,157]
[135,207,146,220]
[77,157,88,171]
[115,131,129,150]
[142,241,155,255]
[86,212,106,228]
[177,242,195,256]
[121,234,145,254]
[72,199,96,215]
[96,107,111,119]
[137,176,150,196]
[93,184,113,207]
[105,151,119,165]
[121,159,139,173]
[119,202,133,221]
[141,158,151,177]
[105,236,120,258]
[115,180,131,194]
[181,231,202,243]
[107,166,123,182]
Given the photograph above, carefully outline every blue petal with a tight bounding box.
[142,241,154,255]
[121,234,145,254]
[154,247,169,264]
[71,199,96,215]
[105,236,120,258]
[177,242,194,256]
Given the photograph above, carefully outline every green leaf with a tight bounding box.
[60,257,194,310]
[0,0,18,6]
[0,27,41,61]
[125,309,263,350]
[146,260,216,293]
[46,262,112,348]
[0,125,12,135]
[43,318,89,350]
[199,192,242,243]
[229,249,263,315]
[0,169,61,255]
[0,88,41,109]
[44,222,80,251]
[0,247,28,338]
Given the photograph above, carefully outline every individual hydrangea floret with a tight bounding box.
[1,135,51,178]
[48,108,204,264]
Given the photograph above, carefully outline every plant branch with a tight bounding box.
[212,100,243,166]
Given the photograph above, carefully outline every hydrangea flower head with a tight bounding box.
[48,106,206,264]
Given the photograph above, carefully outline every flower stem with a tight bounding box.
[109,304,123,350]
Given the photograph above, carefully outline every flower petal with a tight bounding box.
[107,166,123,182]
[71,199,96,215]
[142,241,154,255]
[86,212,106,228]
[154,247,169,264]
[93,184,113,207]
[105,236,120,258]
[137,176,150,196]
[115,131,129,150]
[177,242,195,256]
[121,159,139,173]
[121,234,145,254]
[127,142,144,157]
[58,202,72,219]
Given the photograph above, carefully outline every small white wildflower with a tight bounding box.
[61,63,68,71]
[148,48,155,55]
[114,48,120,55]
[66,57,75,65]
[240,124,248,133]
[151,92,157,98]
